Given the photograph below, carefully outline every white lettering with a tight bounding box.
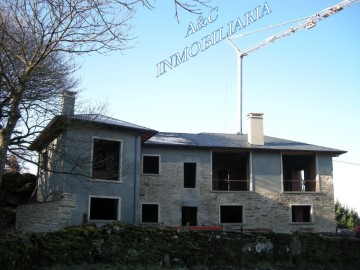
[245,10,255,25]
[262,2,272,17]
[212,27,224,45]
[202,35,213,51]
[156,59,173,77]
[226,21,234,37]
[185,7,219,37]
[157,2,273,77]
[189,42,201,57]
[185,22,197,38]
[255,5,261,19]
[234,19,244,33]
[172,49,189,67]
[208,7,219,23]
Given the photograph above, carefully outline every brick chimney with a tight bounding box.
[247,113,264,146]
[61,91,76,116]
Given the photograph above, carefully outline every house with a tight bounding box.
[16,92,346,233]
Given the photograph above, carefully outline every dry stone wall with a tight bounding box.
[16,193,77,232]
[2,222,360,270]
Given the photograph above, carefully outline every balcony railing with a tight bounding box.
[212,179,249,191]
[283,179,317,192]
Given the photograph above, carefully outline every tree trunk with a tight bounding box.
[0,96,23,188]
[0,129,9,187]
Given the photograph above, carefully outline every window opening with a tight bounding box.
[220,205,243,223]
[142,204,159,223]
[212,152,249,191]
[292,205,311,222]
[41,150,48,171]
[283,155,316,192]
[89,197,119,220]
[184,163,196,188]
[182,206,197,226]
[92,139,120,180]
[143,155,160,174]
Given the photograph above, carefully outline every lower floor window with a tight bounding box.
[182,206,197,226]
[142,204,159,223]
[292,205,311,222]
[220,205,243,223]
[89,197,120,221]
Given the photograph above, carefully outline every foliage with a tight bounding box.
[335,200,360,230]
[0,172,36,231]
[1,222,360,270]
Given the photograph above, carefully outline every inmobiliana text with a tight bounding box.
[156,2,272,77]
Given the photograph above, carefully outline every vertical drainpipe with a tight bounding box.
[133,132,141,224]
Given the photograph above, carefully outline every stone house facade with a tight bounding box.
[16,92,345,233]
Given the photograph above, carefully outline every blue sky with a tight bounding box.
[76,0,360,212]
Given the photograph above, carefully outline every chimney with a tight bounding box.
[247,113,264,146]
[61,91,76,116]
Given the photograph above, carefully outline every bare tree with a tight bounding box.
[0,0,210,188]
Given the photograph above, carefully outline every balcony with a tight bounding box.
[283,179,317,192]
[212,179,249,191]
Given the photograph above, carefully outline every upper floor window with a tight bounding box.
[184,162,196,188]
[40,150,48,171]
[142,155,160,174]
[92,138,121,181]
[212,152,249,191]
[282,154,317,192]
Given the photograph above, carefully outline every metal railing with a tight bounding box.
[212,179,249,191]
[283,179,317,192]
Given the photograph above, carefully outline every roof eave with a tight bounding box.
[30,115,158,152]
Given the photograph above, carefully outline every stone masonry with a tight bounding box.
[140,158,336,234]
[16,193,77,232]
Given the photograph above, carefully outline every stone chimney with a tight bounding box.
[247,113,264,146]
[61,91,76,116]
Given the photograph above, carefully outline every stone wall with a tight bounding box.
[16,193,77,232]
[140,157,336,234]
[2,222,360,270]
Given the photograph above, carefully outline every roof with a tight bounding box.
[145,132,346,156]
[31,114,346,156]
[70,114,155,132]
[30,114,157,151]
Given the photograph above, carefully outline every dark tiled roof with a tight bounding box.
[30,114,157,151]
[70,114,156,132]
[145,132,346,155]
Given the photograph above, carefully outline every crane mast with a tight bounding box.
[228,0,359,135]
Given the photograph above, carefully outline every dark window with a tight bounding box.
[184,163,196,188]
[220,205,243,223]
[143,155,160,174]
[292,205,311,222]
[92,139,120,180]
[212,152,249,191]
[142,204,159,223]
[182,207,197,226]
[283,155,316,192]
[89,197,119,220]
[41,150,48,170]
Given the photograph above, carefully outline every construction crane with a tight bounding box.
[228,0,359,135]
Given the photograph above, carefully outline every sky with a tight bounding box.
[75,0,360,213]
